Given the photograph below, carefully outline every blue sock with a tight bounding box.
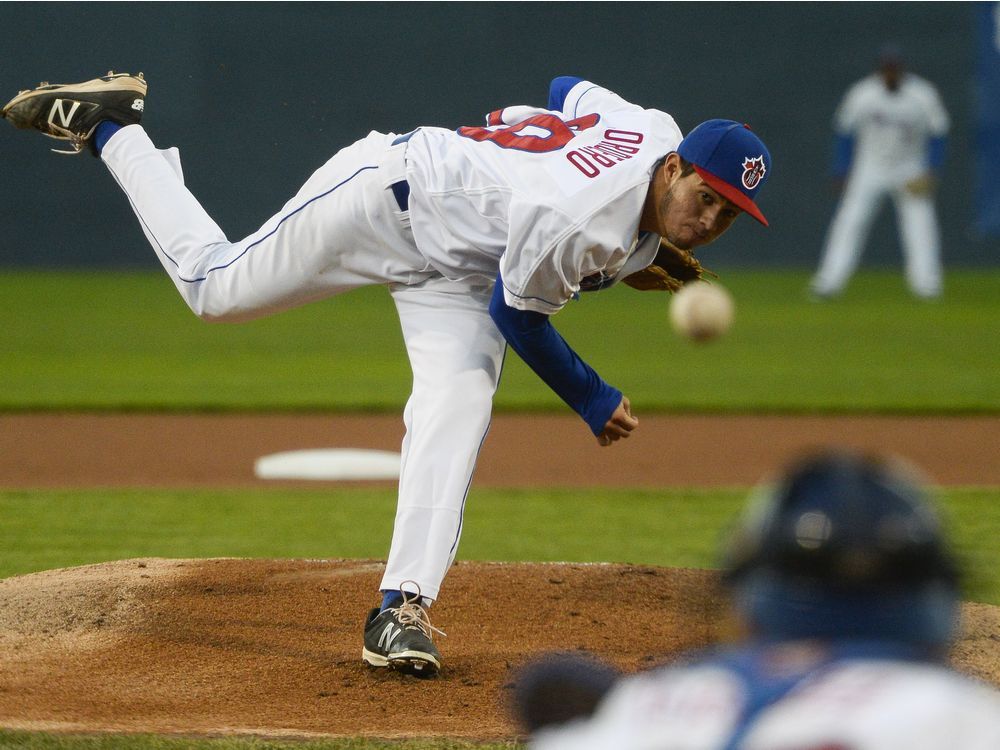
[93,121,123,155]
[380,590,404,611]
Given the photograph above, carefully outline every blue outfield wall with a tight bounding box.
[0,2,995,269]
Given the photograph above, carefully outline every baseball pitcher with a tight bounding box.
[3,72,771,677]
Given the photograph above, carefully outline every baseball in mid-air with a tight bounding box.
[669,281,735,342]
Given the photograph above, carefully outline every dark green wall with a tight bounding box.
[1,2,990,268]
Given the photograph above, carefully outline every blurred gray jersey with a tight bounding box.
[834,73,949,182]
[532,654,1000,750]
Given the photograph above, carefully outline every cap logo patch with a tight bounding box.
[741,155,767,190]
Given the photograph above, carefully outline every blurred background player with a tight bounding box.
[810,44,950,300]
[515,449,1000,749]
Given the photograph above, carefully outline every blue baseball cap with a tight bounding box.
[677,119,771,226]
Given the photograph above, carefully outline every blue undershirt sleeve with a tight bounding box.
[489,273,621,435]
[548,76,585,112]
[928,136,947,172]
[832,133,854,178]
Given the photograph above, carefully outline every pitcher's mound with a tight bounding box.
[1,558,997,740]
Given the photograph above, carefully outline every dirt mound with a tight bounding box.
[0,559,997,740]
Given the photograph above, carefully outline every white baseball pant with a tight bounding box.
[101,125,507,602]
[812,167,943,299]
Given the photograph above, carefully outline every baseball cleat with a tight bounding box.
[2,71,147,155]
[362,588,444,678]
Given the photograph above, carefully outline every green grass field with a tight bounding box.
[1,269,998,750]
[2,487,998,604]
[1,269,997,412]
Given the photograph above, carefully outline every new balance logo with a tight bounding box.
[377,622,401,651]
[131,99,144,112]
[47,99,80,129]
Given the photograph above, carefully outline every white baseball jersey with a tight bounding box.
[834,73,949,183]
[405,80,682,314]
[532,643,1000,750]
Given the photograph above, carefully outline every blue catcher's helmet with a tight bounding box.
[721,450,961,650]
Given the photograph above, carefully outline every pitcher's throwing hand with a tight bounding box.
[597,397,638,446]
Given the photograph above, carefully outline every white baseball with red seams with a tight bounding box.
[669,281,735,342]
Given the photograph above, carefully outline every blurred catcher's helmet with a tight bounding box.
[722,449,961,649]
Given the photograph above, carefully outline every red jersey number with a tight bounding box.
[458,113,600,153]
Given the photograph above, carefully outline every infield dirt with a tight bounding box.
[0,413,998,740]
[1,413,998,488]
